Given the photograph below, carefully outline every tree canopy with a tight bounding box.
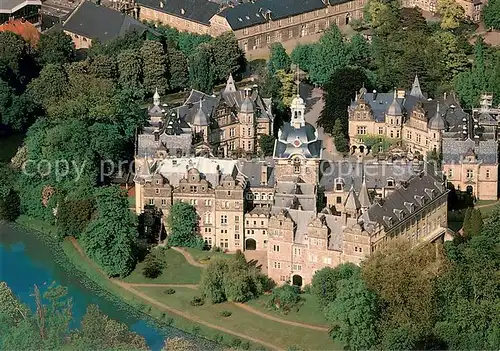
[166,201,202,248]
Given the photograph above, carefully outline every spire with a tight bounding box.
[344,185,361,212]
[153,88,160,106]
[358,173,371,209]
[410,75,425,100]
[428,103,446,130]
[224,74,237,94]
[193,99,209,126]
[386,89,402,116]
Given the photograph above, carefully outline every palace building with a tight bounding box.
[134,83,451,287]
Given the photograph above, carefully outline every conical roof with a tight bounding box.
[240,96,254,113]
[358,175,371,208]
[192,100,209,126]
[344,185,361,211]
[428,104,446,130]
[386,90,402,116]
[410,75,425,100]
[224,74,237,94]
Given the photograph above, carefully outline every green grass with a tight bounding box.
[16,215,58,237]
[0,133,24,163]
[122,248,202,284]
[246,293,329,327]
[182,247,227,264]
[478,203,500,218]
[475,200,498,207]
[138,286,336,351]
[60,240,260,349]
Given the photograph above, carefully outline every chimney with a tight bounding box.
[372,90,377,101]
[261,165,268,185]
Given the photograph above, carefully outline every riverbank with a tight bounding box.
[13,216,241,350]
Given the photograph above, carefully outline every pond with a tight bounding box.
[0,222,217,351]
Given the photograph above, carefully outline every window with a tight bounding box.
[255,37,261,47]
[155,188,160,194]
[336,183,343,191]
[266,34,271,43]
[277,31,282,40]
[294,164,300,173]
[266,21,271,29]
[273,261,281,269]
[221,215,227,225]
[486,169,490,179]
[387,179,394,187]
[467,169,474,178]
[205,199,212,206]
[288,16,293,23]
[235,233,240,240]
[273,244,280,252]
[148,199,154,205]
[378,127,384,134]
[190,199,197,206]
[243,28,249,35]
[288,29,293,38]
[407,131,412,139]
[204,212,211,224]
[336,196,342,204]
[279,275,287,281]
[230,128,235,137]
[448,169,453,179]
[396,130,400,138]
[293,247,301,256]
[235,215,239,223]
[219,238,229,248]
[416,134,421,143]
[161,199,166,205]
[262,193,267,200]
[261,221,264,226]
[293,264,302,271]
[323,257,332,264]
[390,130,394,138]
[357,126,367,135]
[269,193,273,200]
[222,201,230,209]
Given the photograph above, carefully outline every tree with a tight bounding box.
[211,32,245,81]
[162,337,195,351]
[455,38,488,107]
[275,69,296,108]
[56,197,96,238]
[347,33,371,67]
[188,43,215,93]
[437,0,465,29]
[361,240,444,344]
[333,119,349,153]
[308,25,350,85]
[311,263,360,307]
[88,54,118,80]
[27,64,69,107]
[37,31,75,65]
[268,43,291,75]
[167,201,202,248]
[0,189,21,221]
[117,49,142,90]
[324,277,378,350]
[290,44,315,73]
[200,256,229,303]
[463,208,483,238]
[167,48,188,91]
[483,0,500,29]
[431,31,469,85]
[140,40,168,95]
[0,31,30,79]
[258,134,275,156]
[142,253,164,279]
[318,66,369,134]
[81,186,138,277]
[266,284,301,313]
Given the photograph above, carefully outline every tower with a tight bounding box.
[239,88,255,154]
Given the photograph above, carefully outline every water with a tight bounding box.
[0,222,215,351]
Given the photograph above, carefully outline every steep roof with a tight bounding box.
[274,122,322,159]
[63,1,149,43]
[0,19,39,46]
[137,0,219,25]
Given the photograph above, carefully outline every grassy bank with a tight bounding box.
[15,215,251,350]
[246,293,329,327]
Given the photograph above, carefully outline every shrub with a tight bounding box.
[214,334,224,344]
[302,284,312,294]
[165,317,174,326]
[231,338,242,348]
[142,254,164,279]
[266,284,302,314]
[241,341,250,350]
[311,264,360,306]
[164,288,176,295]
[190,296,205,306]
[220,310,232,317]
[191,326,201,335]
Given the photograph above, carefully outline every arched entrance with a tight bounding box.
[466,185,473,194]
[245,238,256,251]
[345,13,351,25]
[292,275,303,287]
[359,145,365,154]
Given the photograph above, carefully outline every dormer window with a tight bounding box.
[335,178,344,191]
[387,178,394,187]
[424,188,435,199]
[404,202,414,213]
[393,209,404,220]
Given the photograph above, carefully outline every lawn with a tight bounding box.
[183,247,228,264]
[246,293,329,327]
[478,203,500,218]
[16,215,58,237]
[138,286,337,351]
[122,248,202,284]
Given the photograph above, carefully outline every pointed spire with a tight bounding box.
[428,103,446,130]
[153,88,160,106]
[410,75,425,100]
[386,89,402,116]
[224,74,237,94]
[358,173,371,209]
[344,185,361,211]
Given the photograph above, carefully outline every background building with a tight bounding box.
[0,0,41,28]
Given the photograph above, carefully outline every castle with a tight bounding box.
[135,82,451,287]
[348,78,499,201]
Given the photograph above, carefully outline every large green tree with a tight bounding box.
[167,48,189,91]
[81,186,138,277]
[268,43,291,75]
[211,32,245,80]
[140,40,168,95]
[483,0,500,29]
[188,43,215,93]
[117,49,143,90]
[36,31,75,65]
[324,277,379,350]
[311,263,360,307]
[166,201,202,248]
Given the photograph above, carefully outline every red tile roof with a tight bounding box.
[0,19,40,46]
